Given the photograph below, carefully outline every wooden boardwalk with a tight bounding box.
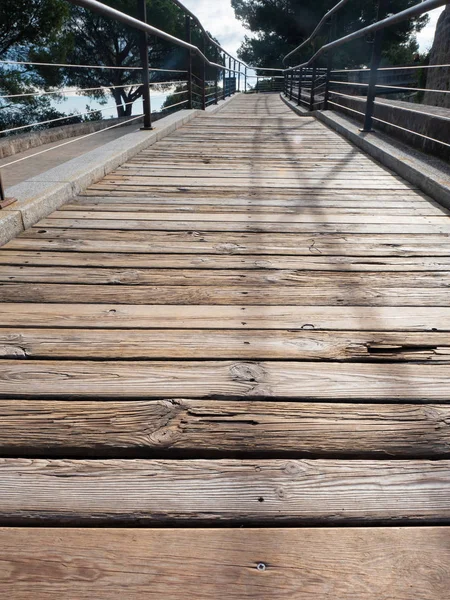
[1,93,450,598]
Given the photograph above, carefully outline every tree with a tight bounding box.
[231,0,428,69]
[33,0,215,118]
[0,0,72,133]
[0,0,68,56]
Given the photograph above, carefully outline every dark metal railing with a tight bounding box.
[0,0,284,198]
[282,0,450,158]
[2,0,448,203]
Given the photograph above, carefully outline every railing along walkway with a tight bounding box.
[0,93,450,598]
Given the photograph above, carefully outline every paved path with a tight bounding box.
[1,121,141,188]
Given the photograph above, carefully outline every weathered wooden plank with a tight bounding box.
[115,168,399,179]
[92,179,412,190]
[0,304,448,330]
[47,210,448,224]
[60,201,446,215]
[3,251,450,271]
[1,266,449,288]
[1,282,449,305]
[1,360,449,400]
[1,527,448,599]
[1,328,449,360]
[35,218,450,235]
[0,458,449,523]
[0,400,449,457]
[80,187,429,199]
[9,230,450,256]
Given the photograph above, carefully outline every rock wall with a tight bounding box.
[423,6,450,109]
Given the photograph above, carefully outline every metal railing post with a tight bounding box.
[362,0,388,131]
[185,15,193,110]
[137,0,152,129]
[214,47,219,104]
[297,68,303,106]
[222,53,226,100]
[309,64,317,111]
[201,33,206,110]
[324,14,337,111]
[244,66,247,92]
[237,62,241,92]
[289,70,294,100]
[233,59,237,94]
[228,56,232,96]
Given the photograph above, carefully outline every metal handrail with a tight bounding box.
[283,0,351,65]
[286,0,448,71]
[65,0,283,75]
[67,0,231,73]
[283,0,450,158]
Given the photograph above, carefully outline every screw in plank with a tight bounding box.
[256,563,266,572]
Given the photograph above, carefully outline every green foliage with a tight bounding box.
[31,0,222,117]
[231,0,429,68]
[0,0,72,134]
[37,0,187,117]
[0,0,227,131]
[0,0,69,55]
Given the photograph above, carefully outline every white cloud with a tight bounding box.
[179,2,445,61]
[179,0,248,57]
[416,7,444,52]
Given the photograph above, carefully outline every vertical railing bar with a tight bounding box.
[323,14,336,111]
[362,0,388,131]
[309,64,317,111]
[222,52,226,100]
[137,0,152,129]
[297,68,303,106]
[185,15,193,110]
[214,47,219,104]
[201,33,206,110]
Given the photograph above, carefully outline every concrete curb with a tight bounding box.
[280,93,311,117]
[0,94,239,247]
[281,93,450,210]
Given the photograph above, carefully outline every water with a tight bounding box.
[51,91,170,120]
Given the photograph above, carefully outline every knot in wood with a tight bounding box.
[229,362,264,385]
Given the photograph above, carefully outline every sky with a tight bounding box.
[416,6,445,52]
[180,1,444,56]
[181,0,248,57]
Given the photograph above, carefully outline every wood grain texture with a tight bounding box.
[1,527,449,599]
[1,303,449,330]
[2,283,450,305]
[59,201,446,214]
[36,217,450,235]
[0,458,449,523]
[0,400,449,458]
[1,94,450,580]
[1,360,449,400]
[3,250,450,271]
[2,266,450,287]
[46,210,450,223]
[1,328,449,360]
[9,230,450,256]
